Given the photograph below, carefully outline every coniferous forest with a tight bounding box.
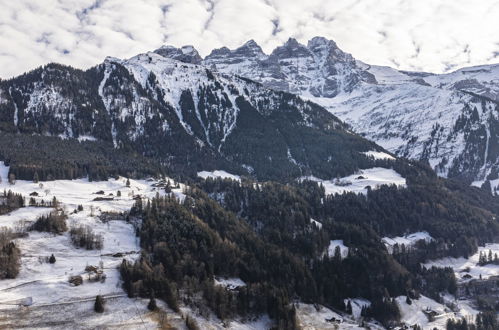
[118,162,499,328]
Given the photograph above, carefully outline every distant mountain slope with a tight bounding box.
[0,52,389,181]
[153,38,499,185]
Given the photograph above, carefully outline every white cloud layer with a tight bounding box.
[0,0,498,78]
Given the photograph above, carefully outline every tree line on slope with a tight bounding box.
[0,132,164,181]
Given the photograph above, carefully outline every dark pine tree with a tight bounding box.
[94,295,105,313]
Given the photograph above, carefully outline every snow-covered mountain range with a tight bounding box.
[2,37,498,185]
[156,37,499,185]
[0,48,388,182]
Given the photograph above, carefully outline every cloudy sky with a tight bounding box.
[1,0,498,78]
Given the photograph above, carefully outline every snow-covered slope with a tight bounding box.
[422,64,499,102]
[0,162,186,328]
[312,82,499,182]
[300,167,406,196]
[424,243,499,281]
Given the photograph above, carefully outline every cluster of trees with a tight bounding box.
[477,249,499,266]
[120,258,179,312]
[30,210,68,234]
[28,196,60,208]
[70,225,103,250]
[0,190,24,215]
[446,312,498,330]
[0,228,20,279]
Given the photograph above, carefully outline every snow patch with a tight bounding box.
[198,170,241,182]
[300,167,406,195]
[344,298,371,319]
[327,240,349,259]
[295,302,383,330]
[382,231,433,253]
[0,161,8,183]
[310,218,322,229]
[362,150,395,160]
[77,135,97,142]
[213,277,246,290]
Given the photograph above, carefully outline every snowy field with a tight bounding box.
[295,303,383,330]
[424,243,499,281]
[300,167,406,195]
[382,231,433,254]
[0,161,186,329]
[198,170,241,182]
[344,298,371,319]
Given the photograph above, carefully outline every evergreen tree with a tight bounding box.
[147,291,157,311]
[94,295,105,313]
[8,173,15,185]
[333,245,342,262]
[346,300,352,314]
[52,196,59,208]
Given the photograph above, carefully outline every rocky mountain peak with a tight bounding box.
[271,38,311,59]
[232,39,265,58]
[154,45,202,64]
[206,46,231,59]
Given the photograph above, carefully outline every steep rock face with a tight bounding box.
[312,62,499,183]
[315,81,499,183]
[0,52,385,181]
[154,37,499,184]
[154,45,203,64]
[203,37,376,98]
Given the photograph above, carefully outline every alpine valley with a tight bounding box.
[0,36,498,330]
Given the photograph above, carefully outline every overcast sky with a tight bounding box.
[1,0,498,78]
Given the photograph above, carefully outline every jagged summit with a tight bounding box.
[232,39,265,58]
[154,44,202,64]
[270,38,310,58]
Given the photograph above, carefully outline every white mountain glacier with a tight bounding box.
[154,38,499,185]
